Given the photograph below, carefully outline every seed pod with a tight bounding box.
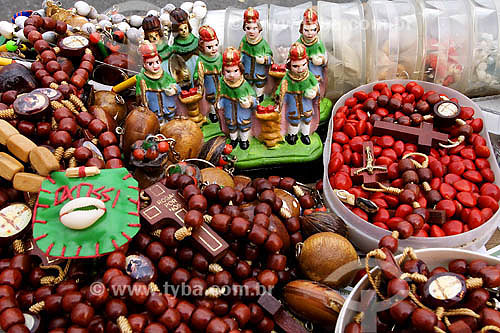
[300,211,347,238]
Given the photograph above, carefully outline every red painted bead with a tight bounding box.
[439,183,457,200]
[429,160,445,178]
[333,172,352,190]
[442,220,464,236]
[436,199,456,218]
[430,225,446,237]
[448,161,465,175]
[352,208,368,221]
[481,168,495,183]
[478,196,499,212]
[481,183,500,201]
[377,135,395,148]
[470,118,484,132]
[333,132,349,144]
[463,170,483,183]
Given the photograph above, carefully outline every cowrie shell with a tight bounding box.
[59,197,106,230]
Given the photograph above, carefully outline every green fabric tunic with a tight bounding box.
[239,37,273,58]
[172,33,199,57]
[219,78,256,101]
[193,53,223,82]
[276,71,319,95]
[157,41,171,61]
[136,68,177,92]
[297,36,326,58]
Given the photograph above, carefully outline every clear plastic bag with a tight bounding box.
[318,0,366,101]
[365,0,421,82]
[268,2,312,64]
[223,4,269,49]
[419,0,472,91]
[465,0,500,97]
[204,9,226,47]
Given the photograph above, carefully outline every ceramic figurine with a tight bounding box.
[217,47,257,150]
[276,42,319,145]
[142,15,170,60]
[194,25,222,123]
[136,41,180,125]
[162,8,199,88]
[239,7,273,101]
[298,8,327,97]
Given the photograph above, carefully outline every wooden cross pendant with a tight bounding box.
[258,292,309,333]
[351,141,388,186]
[140,182,228,261]
[373,120,448,153]
[25,238,63,266]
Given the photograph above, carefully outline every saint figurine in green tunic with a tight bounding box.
[217,47,258,150]
[239,7,273,101]
[141,15,170,61]
[194,25,222,123]
[276,42,319,145]
[161,8,199,89]
[297,8,327,97]
[136,42,180,125]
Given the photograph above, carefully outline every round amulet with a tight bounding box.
[423,272,466,308]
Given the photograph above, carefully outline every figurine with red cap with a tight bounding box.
[239,7,273,101]
[276,42,319,145]
[136,41,180,125]
[297,8,327,96]
[193,25,222,123]
[217,47,257,150]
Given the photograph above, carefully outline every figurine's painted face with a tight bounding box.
[146,31,161,44]
[223,65,241,83]
[291,58,308,74]
[303,23,318,40]
[144,55,162,74]
[202,39,219,57]
[178,23,189,38]
[244,22,260,41]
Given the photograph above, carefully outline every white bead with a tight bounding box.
[99,20,112,29]
[75,1,91,17]
[15,16,28,29]
[129,15,143,28]
[146,10,159,17]
[81,22,97,34]
[96,14,108,22]
[88,6,98,19]
[14,29,28,42]
[0,21,15,39]
[42,31,58,43]
[192,4,207,19]
[111,14,126,24]
[116,22,130,32]
[181,2,194,13]
[160,13,171,26]
[163,4,175,14]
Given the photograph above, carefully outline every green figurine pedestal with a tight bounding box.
[201,97,333,182]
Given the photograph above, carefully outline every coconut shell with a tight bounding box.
[199,136,226,166]
[234,175,252,191]
[201,168,234,188]
[89,105,116,133]
[160,118,203,161]
[91,91,127,124]
[0,63,37,93]
[274,189,300,218]
[123,106,160,158]
[298,232,358,288]
[300,211,347,238]
[283,280,344,327]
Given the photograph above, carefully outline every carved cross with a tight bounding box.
[258,292,309,333]
[351,141,388,186]
[373,120,449,153]
[25,238,63,266]
[140,183,228,261]
[428,209,446,225]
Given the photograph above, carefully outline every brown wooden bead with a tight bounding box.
[398,159,415,173]
[481,308,500,327]
[390,299,417,325]
[191,253,208,272]
[28,30,42,44]
[196,298,214,310]
[173,322,191,333]
[176,300,196,322]
[208,204,223,215]
[86,157,105,169]
[0,308,24,331]
[466,288,489,312]
[71,302,94,327]
[264,232,283,252]
[427,190,442,206]
[379,235,398,253]
[41,50,57,65]
[255,179,273,193]
[218,187,236,205]
[479,266,500,288]
[212,299,229,317]
[257,270,278,287]
[183,184,200,201]
[36,122,51,136]
[61,291,83,312]
[253,213,269,229]
[145,241,166,262]
[244,244,259,261]
[222,317,238,330]
[73,146,92,162]
[203,184,220,202]
[259,190,276,206]
[255,202,272,216]
[54,107,74,121]
[105,158,123,169]
[184,209,204,228]
[345,322,361,333]
[402,170,419,184]
[48,317,68,332]
[430,267,448,276]
[7,324,30,333]
[299,194,315,209]
[45,294,63,314]
[27,266,43,287]
[59,117,78,136]
[228,217,249,237]
[403,259,430,276]
[448,259,468,275]
[0,296,17,314]
[0,286,14,300]
[145,294,168,316]
[128,314,148,332]
[400,189,416,205]
[80,61,94,73]
[70,74,86,89]
[267,254,287,271]
[88,316,105,333]
[16,291,33,311]
[234,261,251,280]
[248,303,264,324]
[159,308,181,330]
[206,318,229,333]
[35,69,49,81]
[82,53,95,63]
[87,285,108,308]
[171,268,191,285]
[160,227,178,248]
[242,278,260,298]
[98,132,117,148]
[256,316,274,332]
[46,60,61,74]
[23,25,37,38]
[387,278,409,298]
[9,254,30,275]
[103,268,124,285]
[177,175,195,190]
[88,118,107,136]
[188,277,207,295]
[109,274,132,298]
[191,307,215,331]
[34,286,52,302]
[268,175,281,187]
[55,20,67,34]
[53,70,70,83]
[242,186,257,202]
[212,214,232,233]
[128,281,148,305]
[76,111,94,127]
[177,247,194,264]
[406,213,424,231]
[144,322,168,333]
[49,130,72,148]
[106,252,126,270]
[0,269,22,289]
[105,299,127,320]
[469,260,488,277]
[214,271,233,286]
[222,205,240,217]
[34,40,50,54]
[248,224,270,245]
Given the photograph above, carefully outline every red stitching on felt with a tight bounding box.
[33,220,47,224]
[37,204,50,209]
[78,166,86,178]
[95,242,99,255]
[101,187,114,202]
[121,232,131,241]
[128,223,141,227]
[46,176,56,184]
[76,246,82,256]
[122,174,132,180]
[93,186,105,199]
[40,188,51,194]
[128,212,139,216]
[128,198,138,205]
[45,243,54,255]
[112,190,120,208]
[112,239,119,249]
[128,186,140,191]
[34,234,47,241]
[61,246,66,257]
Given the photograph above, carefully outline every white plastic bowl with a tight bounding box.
[335,248,500,332]
[323,79,500,252]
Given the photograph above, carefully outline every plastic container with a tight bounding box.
[364,0,421,82]
[419,0,472,92]
[223,4,269,49]
[465,0,500,97]
[268,2,311,65]
[204,9,226,47]
[317,0,366,101]
[335,248,500,332]
[323,80,500,253]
